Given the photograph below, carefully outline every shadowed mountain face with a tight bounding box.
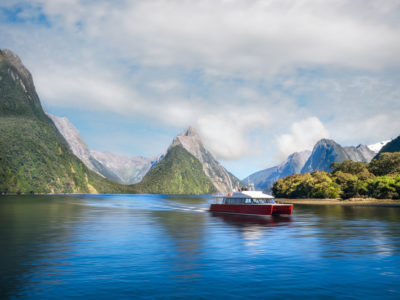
[170,127,242,193]
[301,139,376,173]
[244,150,311,191]
[0,49,127,194]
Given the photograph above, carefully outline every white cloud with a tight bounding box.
[1,0,400,170]
[196,108,270,160]
[276,117,329,159]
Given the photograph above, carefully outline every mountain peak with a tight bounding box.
[0,49,33,86]
[0,49,46,120]
[168,126,241,193]
[315,138,338,146]
[172,126,203,150]
[181,126,199,137]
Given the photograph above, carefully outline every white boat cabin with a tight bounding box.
[219,190,275,205]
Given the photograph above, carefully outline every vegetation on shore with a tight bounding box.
[272,152,400,200]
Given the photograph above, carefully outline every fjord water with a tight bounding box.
[1,195,400,299]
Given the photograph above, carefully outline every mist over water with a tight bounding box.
[1,195,400,299]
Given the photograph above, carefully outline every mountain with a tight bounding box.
[344,144,376,162]
[0,49,128,194]
[132,127,242,194]
[301,139,375,173]
[46,113,121,182]
[376,135,400,158]
[90,151,159,184]
[47,113,155,184]
[132,144,217,194]
[170,127,242,193]
[244,139,378,192]
[244,150,311,191]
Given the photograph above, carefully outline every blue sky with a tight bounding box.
[1,0,400,178]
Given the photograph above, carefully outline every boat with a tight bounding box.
[209,185,293,216]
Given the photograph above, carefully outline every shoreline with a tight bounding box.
[276,198,400,207]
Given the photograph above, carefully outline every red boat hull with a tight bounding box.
[209,204,293,216]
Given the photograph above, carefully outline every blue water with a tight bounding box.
[1,195,400,299]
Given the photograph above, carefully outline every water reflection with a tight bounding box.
[210,211,292,226]
[1,195,400,299]
[0,196,83,298]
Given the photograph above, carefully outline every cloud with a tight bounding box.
[1,0,400,169]
[276,117,329,159]
[196,108,270,160]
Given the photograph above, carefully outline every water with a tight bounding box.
[1,195,400,299]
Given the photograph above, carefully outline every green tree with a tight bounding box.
[334,171,368,199]
[368,152,400,176]
[367,176,399,199]
[331,160,368,175]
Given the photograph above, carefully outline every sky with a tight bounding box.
[1,0,400,179]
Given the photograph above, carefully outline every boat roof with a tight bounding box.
[226,191,274,199]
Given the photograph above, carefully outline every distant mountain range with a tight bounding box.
[243,150,311,192]
[245,138,388,192]
[1,48,397,195]
[0,49,241,194]
[47,113,159,184]
[50,114,242,193]
[300,139,376,173]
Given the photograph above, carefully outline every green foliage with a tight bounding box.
[272,171,340,199]
[368,152,400,176]
[132,145,217,194]
[0,56,46,121]
[366,176,400,199]
[273,153,400,199]
[331,160,368,175]
[0,117,130,194]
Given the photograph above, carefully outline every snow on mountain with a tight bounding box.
[368,140,391,153]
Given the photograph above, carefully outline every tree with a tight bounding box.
[368,152,400,176]
[331,160,368,175]
[367,176,399,199]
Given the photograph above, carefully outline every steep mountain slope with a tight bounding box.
[47,113,155,184]
[0,49,128,194]
[171,127,242,193]
[344,144,376,162]
[376,135,400,158]
[46,113,121,182]
[132,145,217,194]
[301,139,375,173]
[244,150,311,191]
